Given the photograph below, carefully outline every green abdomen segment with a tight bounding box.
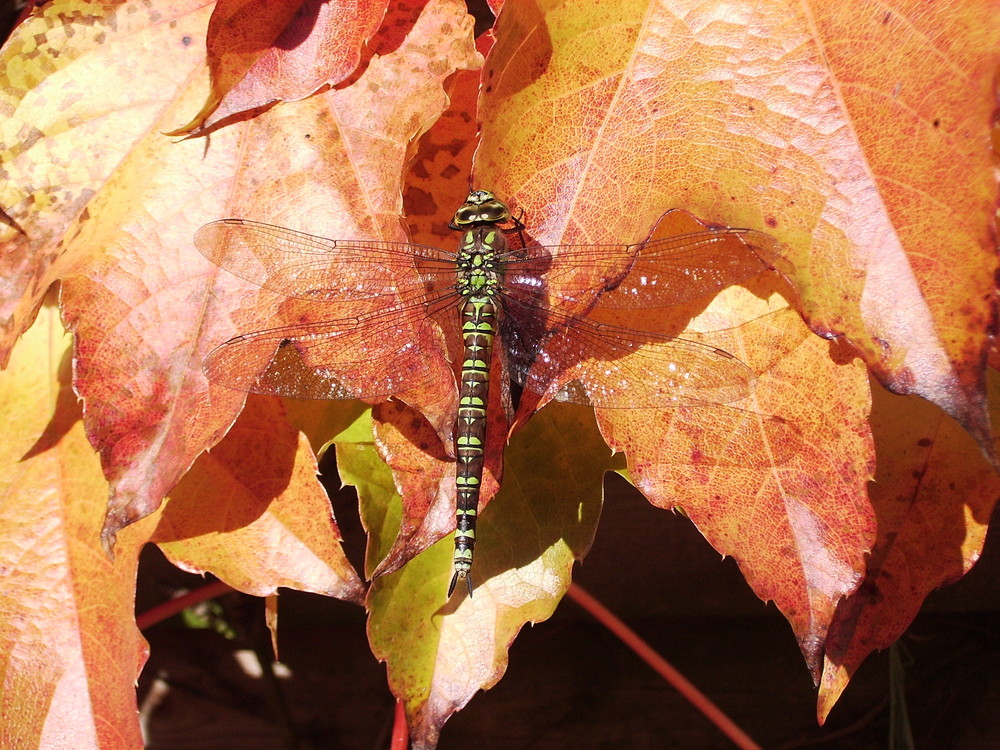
[450,294,497,596]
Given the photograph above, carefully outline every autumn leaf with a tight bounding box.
[152,394,366,603]
[817,370,1000,721]
[471,0,998,693]
[169,0,387,134]
[0,306,150,749]
[478,0,998,451]
[0,0,479,549]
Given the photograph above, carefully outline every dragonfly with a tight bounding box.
[195,190,782,597]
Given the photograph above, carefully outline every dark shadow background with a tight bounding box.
[136,470,1000,750]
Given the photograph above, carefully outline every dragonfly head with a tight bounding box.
[450,190,512,228]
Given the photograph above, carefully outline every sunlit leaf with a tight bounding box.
[170,0,387,134]
[0,307,153,749]
[365,403,617,749]
[478,0,998,451]
[1,0,996,745]
[153,395,365,603]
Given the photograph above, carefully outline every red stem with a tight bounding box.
[135,580,233,631]
[566,582,762,750]
[390,699,409,750]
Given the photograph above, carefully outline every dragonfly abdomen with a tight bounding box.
[448,219,508,597]
[450,293,498,597]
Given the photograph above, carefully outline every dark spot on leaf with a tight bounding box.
[304,133,311,139]
[765,215,778,228]
[882,12,891,23]
[279,338,292,348]
[933,118,940,127]
[182,35,192,46]
[917,437,932,447]
[405,187,436,217]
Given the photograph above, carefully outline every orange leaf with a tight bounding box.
[0,0,213,364]
[0,0,480,548]
[477,0,999,451]
[3,0,997,742]
[152,395,365,602]
[599,293,876,679]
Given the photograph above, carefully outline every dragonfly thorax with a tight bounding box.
[456,229,503,299]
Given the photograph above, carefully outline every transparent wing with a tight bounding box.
[196,212,774,407]
[503,211,782,312]
[501,294,753,408]
[195,220,456,303]
[204,297,455,401]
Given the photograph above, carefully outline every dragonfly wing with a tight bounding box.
[204,305,448,401]
[503,242,634,318]
[501,295,753,409]
[504,212,782,312]
[195,220,455,303]
[599,224,783,310]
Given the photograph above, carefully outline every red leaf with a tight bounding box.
[818,374,1000,720]
[169,0,387,134]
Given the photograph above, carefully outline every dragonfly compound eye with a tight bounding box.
[453,193,512,226]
